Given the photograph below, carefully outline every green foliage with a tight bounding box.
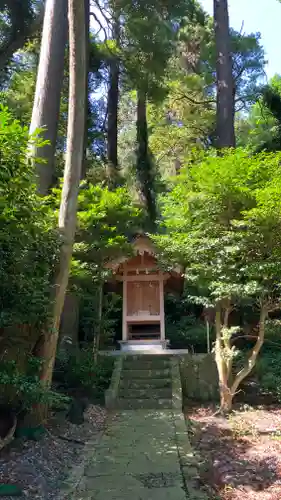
[0,106,59,331]
[68,183,141,346]
[236,75,281,152]
[155,149,281,308]
[165,293,211,351]
[79,290,122,346]
[255,351,281,402]
[54,349,114,399]
[167,315,210,351]
[75,183,143,265]
[0,355,69,412]
[147,15,266,177]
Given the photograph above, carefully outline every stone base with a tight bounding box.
[119,340,169,353]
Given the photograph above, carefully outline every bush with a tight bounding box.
[0,356,69,413]
[165,294,213,351]
[255,351,281,401]
[54,348,114,400]
[0,106,59,335]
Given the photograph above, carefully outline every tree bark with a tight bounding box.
[107,15,120,176]
[136,88,156,226]
[230,306,267,396]
[93,279,103,363]
[215,303,267,413]
[81,0,90,179]
[38,0,87,390]
[29,0,68,195]
[214,0,235,149]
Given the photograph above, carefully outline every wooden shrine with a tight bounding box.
[107,235,182,351]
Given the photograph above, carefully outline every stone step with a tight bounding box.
[121,369,170,379]
[119,378,172,390]
[123,361,170,370]
[124,354,171,361]
[115,398,173,409]
[122,360,171,370]
[119,388,172,399]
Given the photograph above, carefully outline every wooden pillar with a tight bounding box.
[122,269,127,341]
[159,274,165,341]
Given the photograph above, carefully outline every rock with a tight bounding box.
[66,398,88,425]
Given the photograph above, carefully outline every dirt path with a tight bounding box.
[186,405,281,500]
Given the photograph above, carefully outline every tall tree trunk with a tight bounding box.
[81,0,90,179]
[214,0,235,149]
[93,277,103,363]
[136,88,156,226]
[29,0,68,195]
[107,15,120,178]
[38,0,87,392]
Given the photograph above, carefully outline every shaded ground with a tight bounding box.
[0,405,106,499]
[186,404,281,500]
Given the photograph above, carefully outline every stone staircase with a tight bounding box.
[105,354,183,410]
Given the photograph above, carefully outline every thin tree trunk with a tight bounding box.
[215,304,267,413]
[230,306,267,397]
[214,0,235,149]
[107,15,120,177]
[93,279,103,363]
[29,0,68,195]
[38,0,87,392]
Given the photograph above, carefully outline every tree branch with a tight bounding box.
[172,93,216,107]
[90,11,108,41]
[230,305,267,396]
[0,7,45,72]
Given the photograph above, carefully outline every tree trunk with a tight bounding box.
[214,0,235,149]
[93,279,103,363]
[81,0,90,179]
[215,304,267,413]
[214,308,231,411]
[107,15,120,178]
[38,0,87,392]
[29,0,68,195]
[230,306,267,397]
[136,88,156,226]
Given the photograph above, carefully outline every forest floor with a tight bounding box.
[0,404,107,499]
[186,404,281,500]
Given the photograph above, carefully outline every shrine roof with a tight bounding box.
[105,233,182,277]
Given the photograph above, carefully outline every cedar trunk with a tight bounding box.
[81,0,90,179]
[214,0,235,148]
[107,16,120,174]
[38,0,87,393]
[136,89,156,225]
[29,0,68,195]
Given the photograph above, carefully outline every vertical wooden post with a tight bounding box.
[122,268,127,341]
[159,274,165,341]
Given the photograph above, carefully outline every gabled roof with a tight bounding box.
[105,234,182,277]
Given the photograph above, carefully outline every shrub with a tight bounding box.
[0,356,69,413]
[0,106,59,334]
[165,294,213,351]
[255,351,281,401]
[54,348,114,399]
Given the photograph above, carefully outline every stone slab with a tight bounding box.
[60,409,208,500]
